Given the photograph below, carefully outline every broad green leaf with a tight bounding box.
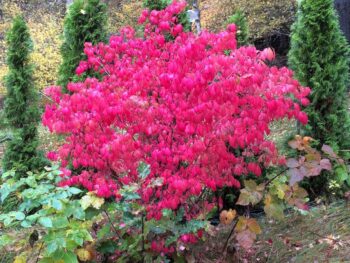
[20,220,32,228]
[68,187,82,195]
[162,209,173,217]
[38,217,53,228]
[122,192,141,201]
[26,213,40,222]
[25,176,38,188]
[335,165,348,182]
[14,211,25,220]
[97,240,118,254]
[46,241,59,255]
[1,170,15,179]
[52,251,78,263]
[52,216,69,229]
[4,217,14,226]
[0,184,13,203]
[51,199,63,211]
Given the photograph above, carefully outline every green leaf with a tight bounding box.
[0,184,13,203]
[52,216,69,229]
[138,162,150,180]
[51,251,78,263]
[335,165,348,182]
[1,170,16,179]
[68,187,82,195]
[4,217,14,226]
[25,176,38,188]
[38,217,53,228]
[51,199,63,210]
[20,220,32,228]
[15,211,26,220]
[162,209,173,217]
[97,240,118,254]
[46,241,58,255]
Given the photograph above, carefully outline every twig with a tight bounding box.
[222,219,238,254]
[265,169,288,187]
[192,0,201,34]
[103,209,122,239]
[141,212,145,263]
[308,230,339,243]
[35,242,44,263]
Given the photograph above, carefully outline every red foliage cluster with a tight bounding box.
[43,1,310,220]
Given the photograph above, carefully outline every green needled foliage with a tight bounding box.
[226,10,249,47]
[143,0,191,32]
[57,0,108,92]
[3,16,45,174]
[288,0,350,151]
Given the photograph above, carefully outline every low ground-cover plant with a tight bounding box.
[0,167,95,262]
[1,139,345,261]
[286,135,350,199]
[0,166,207,262]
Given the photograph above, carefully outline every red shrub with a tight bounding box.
[43,1,310,219]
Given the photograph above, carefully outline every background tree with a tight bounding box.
[2,16,45,174]
[226,10,249,47]
[57,0,108,92]
[288,0,350,151]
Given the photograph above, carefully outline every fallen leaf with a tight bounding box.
[220,209,237,225]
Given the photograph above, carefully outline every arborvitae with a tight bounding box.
[288,0,350,151]
[143,0,191,32]
[58,0,108,92]
[3,16,45,174]
[226,10,249,47]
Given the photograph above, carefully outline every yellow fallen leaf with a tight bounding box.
[13,256,26,263]
[247,218,262,235]
[76,248,93,261]
[219,209,236,225]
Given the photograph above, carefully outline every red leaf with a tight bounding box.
[321,145,337,158]
[286,158,300,168]
[320,159,332,171]
[288,168,304,185]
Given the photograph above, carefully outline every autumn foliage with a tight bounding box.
[43,1,310,221]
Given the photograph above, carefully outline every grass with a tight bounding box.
[188,201,350,262]
[252,201,350,262]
